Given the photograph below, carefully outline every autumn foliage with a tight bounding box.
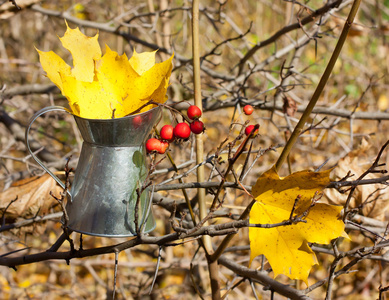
[1,0,389,299]
[37,24,173,119]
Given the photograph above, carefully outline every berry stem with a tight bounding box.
[127,99,192,123]
[154,128,196,223]
[165,152,197,224]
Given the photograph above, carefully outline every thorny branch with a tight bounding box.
[49,157,74,254]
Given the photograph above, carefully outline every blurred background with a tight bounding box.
[1,0,389,299]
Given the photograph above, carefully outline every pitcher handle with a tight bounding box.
[25,106,72,198]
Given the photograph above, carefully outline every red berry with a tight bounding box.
[187,105,202,120]
[159,141,169,154]
[245,125,259,137]
[190,120,205,134]
[173,122,191,139]
[146,138,162,153]
[160,125,175,142]
[132,115,142,128]
[243,105,254,115]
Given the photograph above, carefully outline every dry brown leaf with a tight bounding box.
[283,96,297,117]
[323,138,389,220]
[0,174,61,220]
[0,0,40,20]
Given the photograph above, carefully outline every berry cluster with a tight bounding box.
[243,105,259,137]
[146,105,205,154]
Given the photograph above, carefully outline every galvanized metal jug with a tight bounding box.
[25,106,161,237]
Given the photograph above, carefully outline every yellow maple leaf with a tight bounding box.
[37,23,173,119]
[129,49,157,75]
[35,49,71,93]
[59,23,101,82]
[249,166,347,284]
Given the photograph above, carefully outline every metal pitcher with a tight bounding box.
[25,106,161,237]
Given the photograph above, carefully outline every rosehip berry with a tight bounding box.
[160,125,175,142]
[243,105,254,115]
[159,141,169,154]
[190,120,205,134]
[173,122,191,140]
[245,125,259,137]
[146,138,162,153]
[187,105,202,120]
[132,115,142,128]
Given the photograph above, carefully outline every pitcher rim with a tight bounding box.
[72,105,161,122]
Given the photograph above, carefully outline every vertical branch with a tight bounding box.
[274,0,362,173]
[146,0,163,52]
[192,1,220,299]
[191,0,211,252]
[160,0,170,54]
[50,157,74,253]
[116,0,124,54]
[112,250,119,300]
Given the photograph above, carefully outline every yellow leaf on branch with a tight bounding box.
[249,166,347,284]
[37,23,173,119]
